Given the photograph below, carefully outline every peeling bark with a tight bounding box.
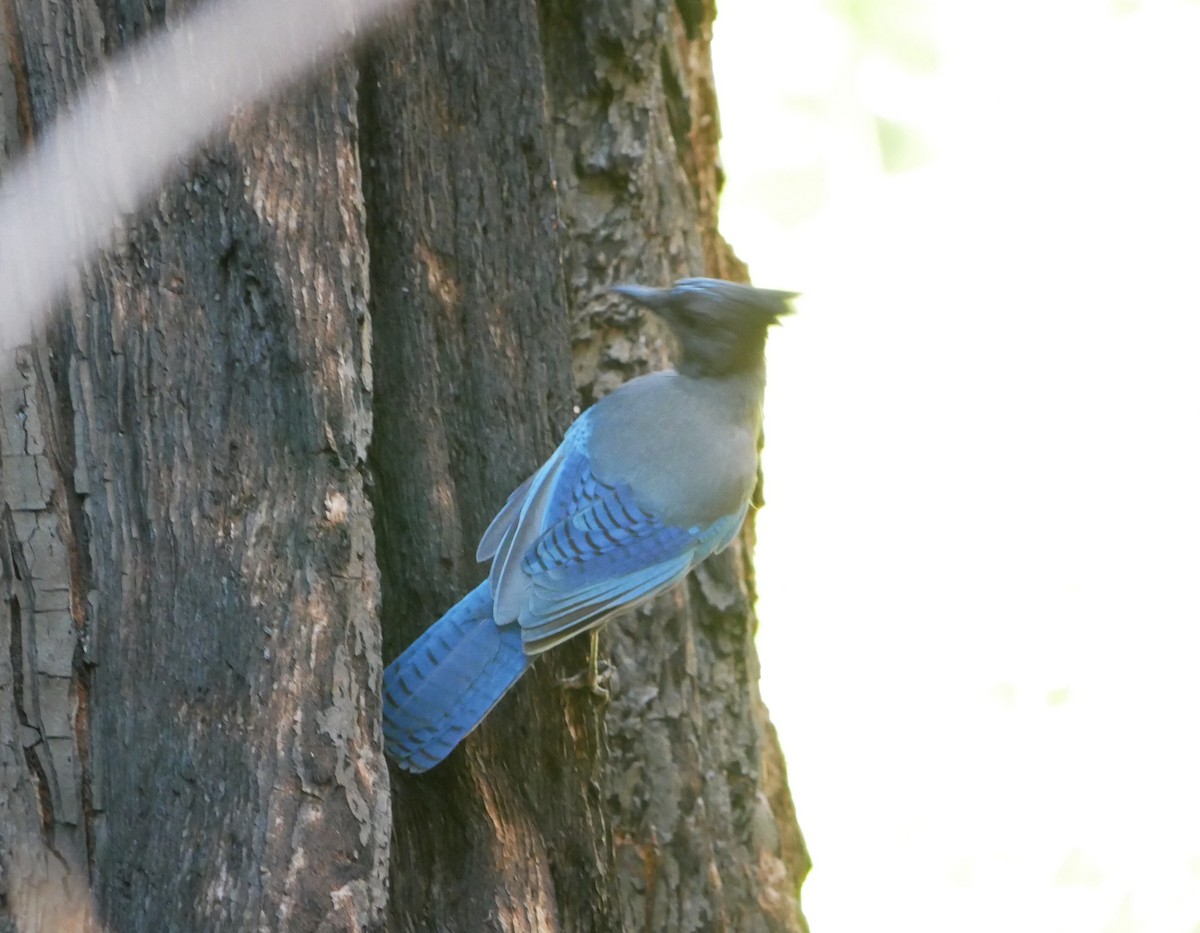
[0,343,95,931]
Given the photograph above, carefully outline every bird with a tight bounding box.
[382,277,795,772]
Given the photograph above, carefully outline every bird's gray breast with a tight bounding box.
[586,371,762,527]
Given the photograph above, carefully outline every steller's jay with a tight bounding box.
[383,278,794,772]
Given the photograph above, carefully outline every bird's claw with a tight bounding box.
[561,629,612,700]
[560,657,613,701]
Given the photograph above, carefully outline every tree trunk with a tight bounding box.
[1,6,385,929]
[0,0,809,930]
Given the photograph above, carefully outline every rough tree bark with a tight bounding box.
[1,6,385,931]
[0,0,809,930]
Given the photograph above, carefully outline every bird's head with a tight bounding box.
[611,277,796,378]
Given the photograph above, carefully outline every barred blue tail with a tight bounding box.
[382,581,531,773]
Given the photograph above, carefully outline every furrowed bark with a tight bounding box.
[1,0,808,929]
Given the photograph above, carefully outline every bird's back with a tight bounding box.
[586,369,763,527]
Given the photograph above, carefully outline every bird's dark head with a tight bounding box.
[612,277,796,378]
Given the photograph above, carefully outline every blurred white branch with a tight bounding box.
[0,0,403,347]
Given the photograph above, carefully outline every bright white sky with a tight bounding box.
[714,1,1200,931]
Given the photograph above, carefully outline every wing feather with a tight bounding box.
[475,408,750,653]
[485,420,595,624]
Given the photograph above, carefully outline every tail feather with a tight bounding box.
[383,581,531,773]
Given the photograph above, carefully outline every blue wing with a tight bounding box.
[477,409,747,654]
[517,469,745,650]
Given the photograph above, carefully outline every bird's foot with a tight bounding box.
[561,631,613,700]
[560,658,613,700]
